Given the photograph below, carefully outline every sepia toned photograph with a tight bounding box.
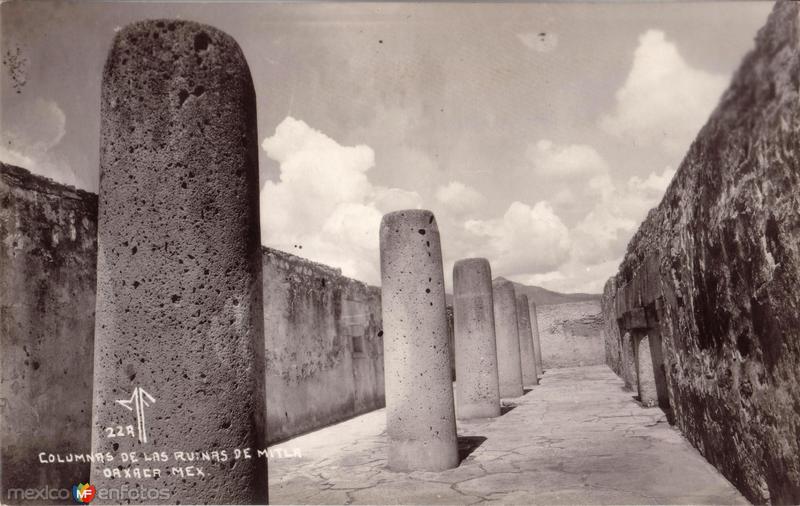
[0,0,798,504]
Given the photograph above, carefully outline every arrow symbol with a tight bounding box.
[116,387,155,443]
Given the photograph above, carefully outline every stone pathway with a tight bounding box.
[267,365,747,505]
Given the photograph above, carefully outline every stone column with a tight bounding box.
[380,210,458,471]
[516,294,539,387]
[634,332,658,407]
[453,258,501,419]
[622,331,637,390]
[91,20,267,503]
[530,300,543,374]
[492,279,524,398]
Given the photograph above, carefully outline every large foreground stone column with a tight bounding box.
[530,300,543,373]
[380,210,458,471]
[516,294,539,387]
[453,258,501,419]
[492,279,524,398]
[91,20,267,503]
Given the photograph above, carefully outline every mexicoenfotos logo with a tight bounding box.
[72,483,96,503]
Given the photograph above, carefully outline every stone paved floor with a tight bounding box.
[268,365,747,505]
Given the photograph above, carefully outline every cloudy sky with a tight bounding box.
[1,1,772,292]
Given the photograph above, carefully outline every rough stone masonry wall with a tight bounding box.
[263,247,384,444]
[538,300,605,369]
[602,3,800,503]
[0,163,385,468]
[0,163,97,496]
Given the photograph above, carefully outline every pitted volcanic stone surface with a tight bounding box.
[516,294,539,387]
[379,210,458,472]
[492,279,524,398]
[453,258,501,420]
[91,20,267,504]
[530,301,543,372]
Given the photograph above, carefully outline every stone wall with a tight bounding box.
[263,248,384,444]
[0,163,385,476]
[601,3,800,503]
[538,300,605,369]
[0,163,97,498]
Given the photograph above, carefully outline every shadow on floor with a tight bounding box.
[631,395,676,425]
[523,388,533,395]
[500,404,517,415]
[663,407,676,425]
[457,435,487,463]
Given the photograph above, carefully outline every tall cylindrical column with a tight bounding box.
[91,20,267,503]
[516,294,539,387]
[492,279,524,398]
[635,332,659,407]
[530,300,544,374]
[380,210,458,471]
[453,258,501,419]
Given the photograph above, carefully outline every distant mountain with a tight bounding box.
[445,277,600,307]
[503,278,601,306]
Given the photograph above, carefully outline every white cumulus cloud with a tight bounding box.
[572,166,676,266]
[517,135,678,291]
[4,97,67,151]
[600,29,727,156]
[527,139,609,179]
[260,116,421,285]
[463,200,571,277]
[526,139,615,225]
[0,97,81,187]
[435,181,486,217]
[258,118,677,293]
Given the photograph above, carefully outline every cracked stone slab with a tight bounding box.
[268,365,747,504]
